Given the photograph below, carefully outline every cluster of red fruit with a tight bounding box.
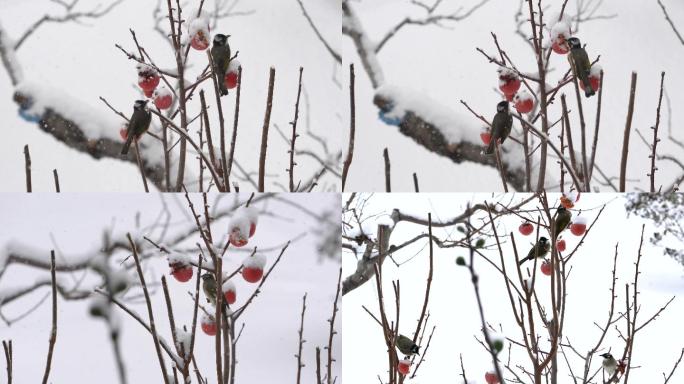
[498,68,534,114]
[188,18,240,91]
[137,64,174,110]
[550,23,601,92]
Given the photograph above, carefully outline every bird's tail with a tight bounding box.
[518,257,529,265]
[582,74,595,98]
[485,140,495,155]
[120,134,134,155]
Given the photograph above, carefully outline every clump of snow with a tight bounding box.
[550,20,571,41]
[153,85,173,99]
[228,205,258,235]
[0,25,24,83]
[175,327,192,358]
[573,216,588,225]
[136,63,157,77]
[497,66,518,81]
[514,89,534,103]
[168,252,190,266]
[563,190,580,203]
[589,64,603,77]
[376,84,480,144]
[228,59,241,73]
[222,279,236,293]
[188,17,210,38]
[242,253,267,269]
[201,312,215,325]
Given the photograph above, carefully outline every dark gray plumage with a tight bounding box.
[518,237,550,265]
[211,33,231,96]
[485,101,513,155]
[568,37,595,98]
[121,100,151,155]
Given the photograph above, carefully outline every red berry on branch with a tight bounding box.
[570,219,587,236]
[201,315,217,336]
[480,131,492,146]
[514,90,534,114]
[397,360,411,375]
[485,371,500,384]
[556,239,566,252]
[519,222,534,236]
[541,260,552,276]
[241,254,267,283]
[222,280,237,305]
[171,265,193,282]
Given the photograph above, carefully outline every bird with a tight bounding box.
[211,33,232,96]
[396,334,420,356]
[567,37,595,98]
[201,272,219,306]
[518,237,550,265]
[120,100,152,155]
[600,353,618,377]
[554,206,572,238]
[485,101,513,155]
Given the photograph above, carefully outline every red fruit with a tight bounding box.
[560,195,574,209]
[242,267,263,283]
[224,71,238,89]
[556,239,566,252]
[143,87,154,98]
[551,39,569,54]
[570,222,586,236]
[249,222,256,237]
[480,131,492,146]
[514,97,534,114]
[229,230,248,247]
[519,222,534,236]
[579,74,601,93]
[120,128,128,141]
[504,92,515,101]
[397,360,411,375]
[485,371,500,384]
[224,290,236,305]
[139,74,160,92]
[499,78,521,96]
[154,93,173,110]
[540,260,552,276]
[190,32,209,51]
[171,266,193,282]
[201,317,217,336]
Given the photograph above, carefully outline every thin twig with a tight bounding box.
[289,68,304,192]
[23,145,31,193]
[296,294,307,384]
[650,72,665,192]
[342,64,356,191]
[327,268,342,384]
[40,251,57,384]
[620,72,638,191]
[52,169,60,192]
[134,139,150,193]
[383,147,391,192]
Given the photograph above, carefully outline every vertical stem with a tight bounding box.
[327,268,342,384]
[296,294,307,384]
[588,71,604,184]
[52,169,60,193]
[226,67,242,191]
[23,144,31,193]
[162,120,171,192]
[258,68,276,192]
[289,67,304,192]
[412,172,419,192]
[620,72,638,192]
[41,251,57,384]
[383,147,391,192]
[133,140,150,193]
[342,64,356,191]
[650,71,665,192]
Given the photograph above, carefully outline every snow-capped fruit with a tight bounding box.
[225,71,238,89]
[551,39,569,54]
[190,32,209,50]
[229,229,248,247]
[201,315,217,336]
[171,265,193,282]
[222,280,237,305]
[514,90,534,114]
[455,256,466,266]
[242,254,267,283]
[120,127,128,141]
[153,87,173,110]
[485,371,500,384]
[550,20,571,54]
[560,196,573,209]
[397,360,411,375]
[556,239,566,252]
[139,74,160,92]
[498,67,521,96]
[570,219,587,236]
[541,260,552,276]
[143,87,155,98]
[519,222,534,236]
[480,131,492,146]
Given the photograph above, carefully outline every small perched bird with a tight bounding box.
[600,353,618,376]
[211,33,232,96]
[201,273,218,305]
[485,101,513,155]
[120,100,152,155]
[396,334,420,356]
[567,37,595,98]
[554,206,572,238]
[519,237,550,265]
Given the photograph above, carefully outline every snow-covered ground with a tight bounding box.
[343,0,684,191]
[0,193,341,383]
[0,0,341,192]
[342,193,684,382]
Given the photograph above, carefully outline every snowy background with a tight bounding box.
[342,193,684,383]
[343,0,684,192]
[0,0,341,192]
[0,193,341,383]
